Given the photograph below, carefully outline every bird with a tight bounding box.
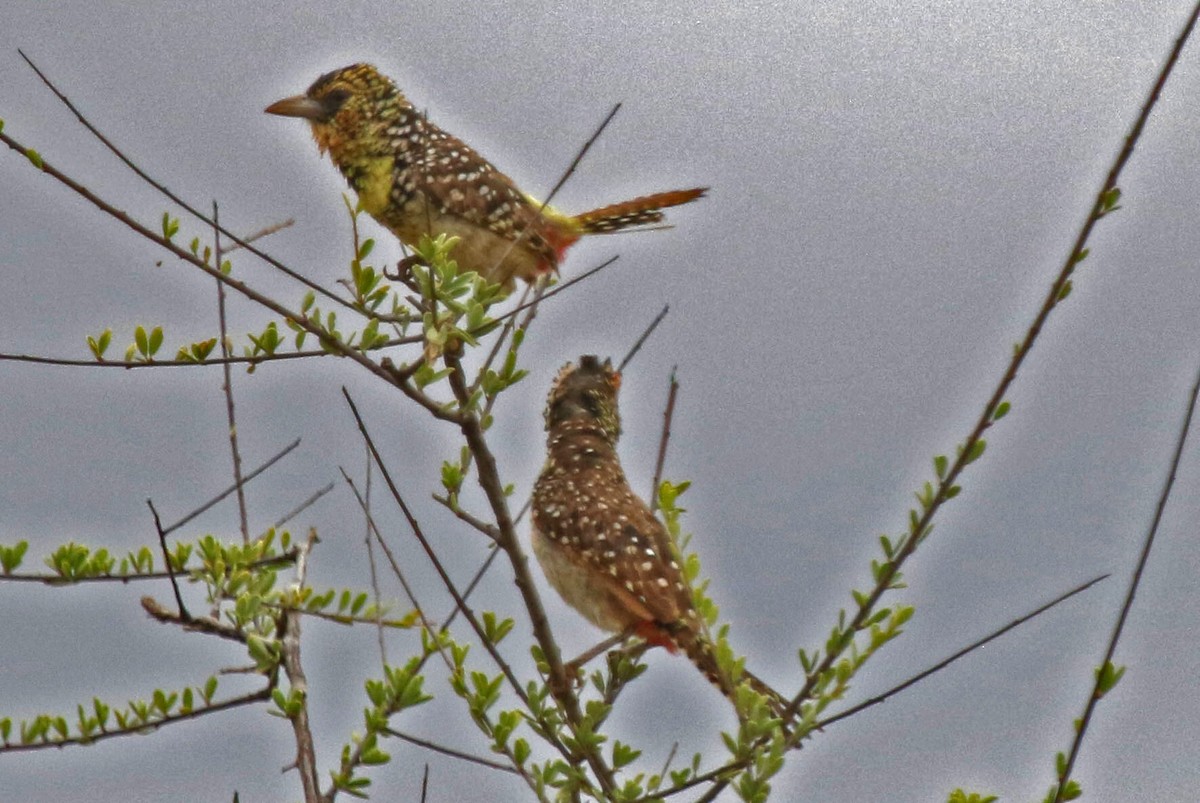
[531,356,786,715]
[266,64,707,290]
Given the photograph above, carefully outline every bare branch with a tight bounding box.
[223,219,295,253]
[384,728,520,775]
[273,482,336,530]
[360,450,389,668]
[1054,361,1200,800]
[147,499,189,620]
[820,574,1110,730]
[279,530,321,802]
[211,202,251,543]
[17,50,354,312]
[649,367,679,512]
[165,438,302,535]
[618,304,669,373]
[338,467,446,669]
[432,493,501,541]
[340,388,525,700]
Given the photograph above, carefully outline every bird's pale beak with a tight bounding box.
[265,95,327,120]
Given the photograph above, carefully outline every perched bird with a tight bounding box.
[531,356,785,714]
[266,64,706,289]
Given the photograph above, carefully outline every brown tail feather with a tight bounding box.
[573,187,707,234]
[671,624,789,718]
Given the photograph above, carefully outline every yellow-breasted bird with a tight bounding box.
[266,64,706,289]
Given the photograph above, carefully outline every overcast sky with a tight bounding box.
[3,2,1200,801]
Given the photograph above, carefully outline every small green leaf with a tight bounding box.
[1101,186,1121,212]
[933,454,948,479]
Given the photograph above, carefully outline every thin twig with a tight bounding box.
[384,728,520,775]
[341,389,527,700]
[498,256,618,325]
[212,202,251,544]
[432,493,501,541]
[262,602,418,629]
[1054,361,1200,801]
[443,546,503,631]
[618,304,669,373]
[658,742,680,788]
[484,104,622,280]
[273,482,336,530]
[141,595,250,644]
[544,103,622,211]
[645,575,1109,802]
[472,282,534,398]
[223,219,295,253]
[165,438,302,535]
[279,530,321,803]
[361,448,389,668]
[820,574,1110,730]
[649,368,679,511]
[17,50,354,312]
[147,499,188,620]
[338,467,441,666]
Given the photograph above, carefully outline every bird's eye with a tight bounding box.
[319,88,352,116]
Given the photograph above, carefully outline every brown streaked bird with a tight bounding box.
[266,64,707,290]
[531,356,786,714]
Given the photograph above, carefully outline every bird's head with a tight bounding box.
[544,356,623,443]
[266,63,406,159]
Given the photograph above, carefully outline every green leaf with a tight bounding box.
[992,400,1010,420]
[0,540,28,574]
[963,439,986,465]
[25,148,43,169]
[612,740,641,769]
[148,326,164,356]
[1094,660,1126,697]
[1101,186,1121,212]
[933,454,948,479]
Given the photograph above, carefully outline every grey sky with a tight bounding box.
[2,1,1199,800]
